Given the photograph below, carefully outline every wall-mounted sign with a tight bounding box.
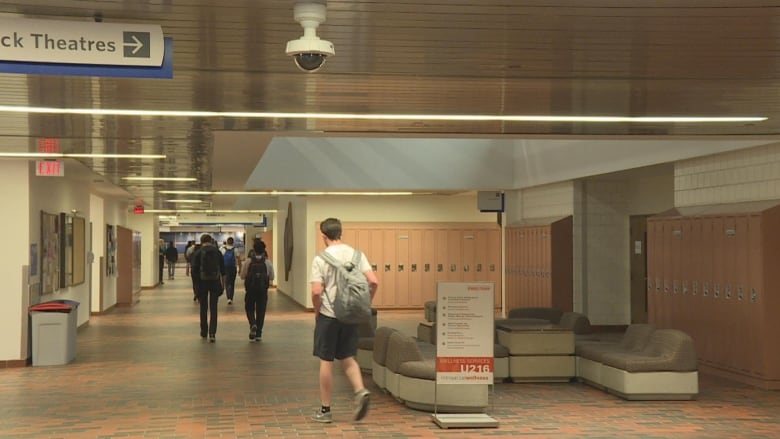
[35,160,64,177]
[133,205,145,214]
[0,17,164,66]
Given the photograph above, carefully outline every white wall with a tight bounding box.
[675,142,780,206]
[90,194,104,314]
[0,161,30,362]
[127,213,159,288]
[28,166,92,328]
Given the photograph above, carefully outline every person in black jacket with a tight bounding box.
[164,241,179,280]
[190,234,225,342]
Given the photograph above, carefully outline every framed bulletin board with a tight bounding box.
[71,216,86,286]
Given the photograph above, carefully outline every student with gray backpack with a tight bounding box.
[310,217,379,424]
[240,240,275,342]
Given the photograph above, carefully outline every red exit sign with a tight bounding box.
[38,138,61,154]
[35,160,64,177]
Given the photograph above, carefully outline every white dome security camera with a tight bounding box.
[285,2,335,72]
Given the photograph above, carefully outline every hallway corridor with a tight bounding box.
[1,276,779,438]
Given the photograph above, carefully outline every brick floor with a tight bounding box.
[1,277,779,438]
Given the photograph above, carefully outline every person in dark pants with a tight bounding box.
[190,234,225,342]
[240,240,275,341]
[221,237,239,305]
[158,239,165,285]
[187,242,201,301]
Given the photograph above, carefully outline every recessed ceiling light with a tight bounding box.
[142,209,277,214]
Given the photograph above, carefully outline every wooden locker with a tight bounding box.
[747,214,765,376]
[447,229,463,282]
[670,218,682,331]
[719,216,737,368]
[419,229,436,306]
[462,229,477,282]
[711,216,727,366]
[486,228,502,308]
[759,206,780,381]
[381,229,397,308]
[407,229,424,307]
[678,218,693,336]
[646,220,658,325]
[734,215,751,374]
[688,218,704,359]
[660,219,673,328]
[699,217,716,365]
[395,229,411,307]
[367,228,384,307]
[434,228,450,289]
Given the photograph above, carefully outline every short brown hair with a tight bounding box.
[200,234,213,244]
[320,218,342,240]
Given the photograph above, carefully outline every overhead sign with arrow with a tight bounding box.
[0,17,164,68]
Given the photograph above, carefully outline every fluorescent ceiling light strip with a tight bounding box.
[0,152,166,159]
[123,177,197,181]
[159,190,419,196]
[0,105,766,123]
[165,199,203,203]
[145,209,277,213]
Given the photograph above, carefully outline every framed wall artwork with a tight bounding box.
[40,210,60,294]
[71,216,86,286]
[59,212,72,288]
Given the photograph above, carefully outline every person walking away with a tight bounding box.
[221,237,239,305]
[184,240,194,276]
[310,217,379,423]
[165,241,179,280]
[240,240,275,342]
[191,234,225,342]
[158,239,166,285]
[187,241,201,301]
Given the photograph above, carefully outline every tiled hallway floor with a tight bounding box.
[2,276,780,438]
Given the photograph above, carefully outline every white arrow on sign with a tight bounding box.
[126,35,143,55]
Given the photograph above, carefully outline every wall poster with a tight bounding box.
[106,224,116,276]
[40,211,60,294]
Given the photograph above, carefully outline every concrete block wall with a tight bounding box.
[675,142,780,206]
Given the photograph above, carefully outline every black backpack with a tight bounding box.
[199,246,222,280]
[245,256,269,291]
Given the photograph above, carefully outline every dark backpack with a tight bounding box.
[199,246,222,281]
[245,256,269,291]
[223,248,236,268]
[319,249,372,324]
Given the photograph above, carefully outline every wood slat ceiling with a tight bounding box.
[0,0,778,208]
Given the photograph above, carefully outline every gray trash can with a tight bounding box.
[29,300,79,366]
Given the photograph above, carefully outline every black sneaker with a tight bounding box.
[249,325,257,341]
[200,331,207,339]
[209,334,216,343]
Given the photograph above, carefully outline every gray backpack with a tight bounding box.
[319,249,372,324]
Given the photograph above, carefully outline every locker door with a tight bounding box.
[434,229,450,290]
[699,217,715,364]
[734,215,751,374]
[395,229,410,307]
[670,219,682,330]
[661,219,674,328]
[462,229,477,282]
[420,229,437,305]
[720,216,737,369]
[541,225,552,307]
[507,227,521,310]
[678,219,692,336]
[448,229,463,282]
[486,229,502,308]
[711,216,726,366]
[688,218,703,358]
[381,229,397,307]
[747,215,765,376]
[519,228,528,307]
[407,229,424,307]
[367,229,384,307]
[646,220,658,324]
